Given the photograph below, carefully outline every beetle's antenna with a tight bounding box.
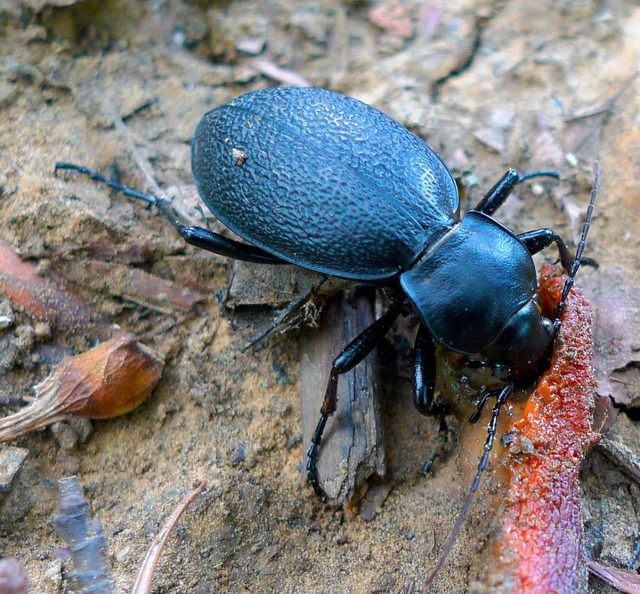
[553,162,600,335]
[425,381,513,587]
[57,99,193,234]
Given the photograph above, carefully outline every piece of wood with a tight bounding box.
[300,291,386,503]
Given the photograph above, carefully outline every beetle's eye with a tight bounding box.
[541,316,554,337]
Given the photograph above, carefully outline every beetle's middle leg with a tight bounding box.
[306,300,403,497]
[413,324,451,474]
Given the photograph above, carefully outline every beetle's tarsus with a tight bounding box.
[306,417,328,498]
[419,416,449,476]
[517,170,561,183]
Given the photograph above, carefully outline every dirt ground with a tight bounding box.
[1,0,639,592]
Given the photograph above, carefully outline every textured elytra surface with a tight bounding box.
[192,87,459,280]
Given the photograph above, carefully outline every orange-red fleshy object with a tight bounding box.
[489,264,600,593]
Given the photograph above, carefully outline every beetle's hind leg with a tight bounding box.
[55,162,158,204]
[306,300,403,498]
[413,324,452,474]
[178,226,287,264]
[55,162,286,265]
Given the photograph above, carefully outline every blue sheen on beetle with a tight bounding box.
[54,86,598,504]
[191,87,540,358]
[192,87,458,281]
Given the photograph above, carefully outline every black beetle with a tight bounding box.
[55,86,597,498]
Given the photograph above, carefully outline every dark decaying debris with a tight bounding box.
[53,477,115,594]
[52,476,207,594]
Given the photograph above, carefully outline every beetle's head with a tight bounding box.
[481,300,554,384]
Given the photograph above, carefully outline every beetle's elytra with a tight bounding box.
[55,86,598,501]
[192,87,459,280]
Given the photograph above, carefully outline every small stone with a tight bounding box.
[49,417,93,449]
[115,545,131,562]
[565,152,579,167]
[229,443,245,465]
[0,300,14,330]
[42,559,63,588]
[50,421,80,450]
[474,127,506,154]
[34,321,51,340]
[67,417,94,444]
[530,183,545,196]
[0,446,29,494]
[236,37,266,56]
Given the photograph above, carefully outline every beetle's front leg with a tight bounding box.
[306,301,403,497]
[413,324,451,474]
[518,228,574,271]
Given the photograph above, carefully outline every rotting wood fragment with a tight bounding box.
[300,290,385,504]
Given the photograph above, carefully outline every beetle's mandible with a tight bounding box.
[55,86,598,499]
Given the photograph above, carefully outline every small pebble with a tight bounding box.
[565,152,579,167]
[0,446,29,495]
[0,299,15,330]
[42,559,63,589]
[236,37,266,55]
[34,321,51,340]
[0,559,29,594]
[0,315,13,330]
[229,443,245,465]
[115,545,131,562]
